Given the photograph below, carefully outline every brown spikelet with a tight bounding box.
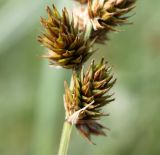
[38,5,93,69]
[88,0,136,43]
[64,58,116,143]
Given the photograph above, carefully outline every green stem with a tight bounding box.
[58,121,73,155]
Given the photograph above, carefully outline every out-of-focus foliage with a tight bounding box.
[0,0,160,155]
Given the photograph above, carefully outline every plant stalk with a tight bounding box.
[58,121,73,155]
[58,11,93,155]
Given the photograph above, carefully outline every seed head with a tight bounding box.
[38,5,93,69]
[88,0,136,43]
[64,58,116,143]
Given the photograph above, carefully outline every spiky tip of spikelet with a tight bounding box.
[64,58,116,143]
[38,4,94,69]
[88,0,136,43]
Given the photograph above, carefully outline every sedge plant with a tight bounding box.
[38,0,136,154]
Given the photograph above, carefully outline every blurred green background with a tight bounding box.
[0,0,160,155]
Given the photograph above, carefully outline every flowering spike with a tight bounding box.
[88,0,136,43]
[39,5,93,69]
[64,58,116,143]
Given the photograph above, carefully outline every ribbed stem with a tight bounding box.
[58,122,73,155]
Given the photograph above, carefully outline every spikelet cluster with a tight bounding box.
[38,5,93,69]
[88,0,136,43]
[38,0,136,144]
[64,58,116,143]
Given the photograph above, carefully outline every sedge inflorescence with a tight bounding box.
[73,0,136,43]
[88,0,136,43]
[38,0,136,143]
[64,58,116,143]
[38,5,93,69]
